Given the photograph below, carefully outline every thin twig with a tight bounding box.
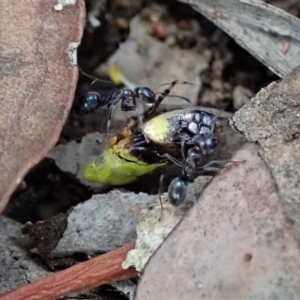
[0,242,137,300]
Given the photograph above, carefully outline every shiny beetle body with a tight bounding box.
[141,108,217,154]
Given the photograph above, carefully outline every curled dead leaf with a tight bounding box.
[0,0,86,213]
[136,143,300,299]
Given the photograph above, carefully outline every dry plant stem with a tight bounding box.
[0,242,137,300]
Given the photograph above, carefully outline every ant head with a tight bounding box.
[80,91,104,113]
[136,87,155,104]
[168,176,188,206]
[192,133,218,155]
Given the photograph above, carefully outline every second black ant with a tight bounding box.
[80,72,192,136]
[159,129,221,208]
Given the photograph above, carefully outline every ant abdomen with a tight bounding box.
[168,177,188,206]
[79,91,103,113]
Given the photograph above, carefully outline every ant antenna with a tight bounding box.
[159,81,194,87]
[79,68,114,85]
[145,79,193,117]
[198,160,228,172]
[153,92,191,104]
[211,109,223,129]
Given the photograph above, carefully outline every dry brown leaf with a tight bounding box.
[180,0,300,77]
[136,143,300,299]
[0,0,86,213]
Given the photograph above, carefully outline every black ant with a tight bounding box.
[158,139,226,238]
[160,131,219,207]
[164,151,227,207]
[80,74,192,137]
[157,120,229,231]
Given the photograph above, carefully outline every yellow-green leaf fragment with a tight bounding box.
[83,137,166,185]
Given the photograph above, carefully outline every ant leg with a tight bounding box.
[164,153,184,168]
[79,68,114,85]
[199,160,244,172]
[120,97,153,143]
[199,160,228,172]
[120,99,144,127]
[106,104,115,139]
[181,142,186,161]
[135,108,143,127]
[221,160,245,170]
[158,174,166,221]
[178,133,191,160]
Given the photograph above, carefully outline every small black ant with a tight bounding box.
[80,74,192,136]
[156,116,229,231]
[161,131,219,207]
[158,132,227,235]
[164,152,227,207]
